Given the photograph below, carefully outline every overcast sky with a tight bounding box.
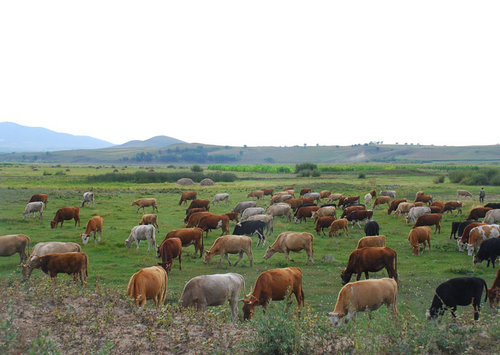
[1,1,499,147]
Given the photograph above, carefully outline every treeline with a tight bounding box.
[87,171,237,183]
[123,146,240,164]
[449,167,500,186]
[208,164,292,173]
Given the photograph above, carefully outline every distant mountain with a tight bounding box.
[0,122,113,152]
[116,135,185,148]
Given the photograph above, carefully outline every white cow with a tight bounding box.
[212,193,229,205]
[23,201,44,219]
[178,273,245,323]
[241,207,266,221]
[484,209,500,225]
[81,192,94,207]
[232,201,257,214]
[380,190,397,198]
[302,192,321,203]
[30,242,81,261]
[125,225,157,251]
[406,206,431,224]
[266,203,292,222]
[246,214,274,234]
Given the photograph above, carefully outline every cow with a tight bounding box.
[294,206,320,224]
[340,247,398,285]
[81,192,94,207]
[263,232,314,265]
[484,209,500,224]
[311,206,336,220]
[326,193,343,204]
[405,206,431,224]
[241,207,266,222]
[131,198,158,213]
[0,234,30,264]
[139,214,159,231]
[387,199,407,215]
[164,227,204,257]
[28,193,48,207]
[346,210,373,228]
[415,194,433,205]
[457,189,473,199]
[458,223,487,252]
[320,190,332,199]
[184,207,207,222]
[197,214,230,237]
[327,278,398,328]
[380,190,396,199]
[261,188,274,196]
[225,211,240,223]
[179,273,245,323]
[125,225,157,251]
[241,267,304,320]
[302,192,321,203]
[373,196,391,209]
[484,203,500,210]
[187,199,211,211]
[408,226,431,256]
[473,238,500,268]
[21,252,88,285]
[299,188,312,196]
[314,216,336,236]
[442,201,462,215]
[487,268,500,308]
[30,242,81,260]
[467,207,493,221]
[50,207,80,229]
[186,211,213,228]
[156,237,182,273]
[23,201,44,219]
[232,201,257,214]
[393,202,415,217]
[329,219,349,237]
[179,191,197,205]
[246,214,274,235]
[271,193,293,204]
[204,235,253,266]
[284,198,307,212]
[338,196,360,208]
[341,205,366,219]
[81,216,103,245]
[357,235,386,249]
[467,224,500,256]
[450,220,474,239]
[364,220,379,236]
[127,266,168,307]
[212,193,229,205]
[426,277,488,320]
[233,220,266,247]
[247,190,264,200]
[413,213,442,233]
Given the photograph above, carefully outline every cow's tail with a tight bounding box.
[127,273,136,298]
[394,252,398,283]
[161,268,168,305]
[84,252,89,279]
[25,234,31,259]
[483,279,488,302]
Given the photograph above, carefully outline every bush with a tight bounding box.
[358,172,366,179]
[191,165,203,173]
[448,168,500,186]
[295,163,318,173]
[433,175,445,184]
[87,171,236,184]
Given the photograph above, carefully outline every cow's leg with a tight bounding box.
[229,298,238,323]
[233,252,243,266]
[225,253,233,266]
[179,253,182,271]
[136,239,140,250]
[147,238,151,252]
[247,250,253,267]
[364,271,369,280]
[356,273,362,281]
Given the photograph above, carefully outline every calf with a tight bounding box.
[125,225,157,251]
[314,216,336,236]
[373,196,391,209]
[139,214,159,231]
[127,266,168,307]
[81,216,103,244]
[329,218,349,237]
[21,252,88,285]
[426,277,488,320]
[131,198,158,213]
[164,228,204,258]
[473,238,500,268]
[156,237,183,273]
[81,192,94,207]
[294,206,320,224]
[408,226,431,256]
[29,193,48,207]
[488,268,500,308]
[413,213,442,233]
[0,234,30,264]
[263,232,314,265]
[204,235,253,266]
[23,201,44,219]
[340,247,398,285]
[179,191,197,205]
[50,207,80,229]
[233,220,266,247]
[357,235,386,249]
[364,220,379,236]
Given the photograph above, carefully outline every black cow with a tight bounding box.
[474,238,500,268]
[484,203,500,209]
[364,220,380,236]
[426,277,488,320]
[232,220,266,247]
[450,220,474,240]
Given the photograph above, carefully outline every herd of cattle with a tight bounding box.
[1,186,500,327]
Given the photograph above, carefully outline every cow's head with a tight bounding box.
[20,256,40,280]
[473,254,482,265]
[327,312,348,328]
[157,261,172,274]
[50,220,57,229]
[340,268,351,285]
[125,238,133,249]
[488,288,500,308]
[262,246,276,260]
[81,234,90,245]
[467,244,475,256]
[203,251,213,264]
[241,298,257,320]
[457,238,465,252]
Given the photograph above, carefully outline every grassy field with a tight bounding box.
[1,164,499,353]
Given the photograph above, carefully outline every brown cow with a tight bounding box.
[131,198,158,213]
[458,222,487,251]
[0,234,30,264]
[431,201,445,210]
[262,188,274,196]
[263,232,314,265]
[373,196,391,209]
[164,228,204,258]
[139,214,159,231]
[329,219,349,237]
[442,201,462,214]
[184,207,208,223]
[488,268,500,308]
[81,216,103,244]
[387,199,407,215]
[299,188,312,196]
[187,199,211,211]
[203,235,253,266]
[197,214,230,237]
[225,211,240,223]
[186,211,213,228]
[156,237,183,273]
[408,226,431,256]
[247,190,265,200]
[340,247,398,285]
[179,191,197,205]
[413,213,442,233]
[320,190,332,199]
[430,206,443,214]
[467,207,493,221]
[21,252,88,285]
[415,194,433,205]
[341,205,366,218]
[294,206,320,223]
[29,193,48,207]
[127,266,168,307]
[50,207,80,229]
[339,196,360,208]
[284,198,307,211]
[314,216,336,236]
[357,235,386,249]
[346,210,373,228]
[242,267,304,320]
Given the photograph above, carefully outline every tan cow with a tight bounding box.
[263,232,314,265]
[204,235,253,266]
[81,216,103,244]
[329,218,349,237]
[326,193,343,204]
[457,189,473,199]
[373,196,391,209]
[247,190,265,200]
[408,226,431,256]
[139,214,159,231]
[0,234,30,264]
[311,206,336,220]
[131,198,158,213]
[30,242,81,261]
[393,202,415,217]
[357,235,386,249]
[127,266,168,307]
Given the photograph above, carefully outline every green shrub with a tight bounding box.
[358,172,366,179]
[190,165,203,173]
[433,175,445,184]
[295,162,318,173]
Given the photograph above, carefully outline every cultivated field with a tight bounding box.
[0,164,499,353]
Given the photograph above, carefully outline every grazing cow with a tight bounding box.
[0,234,30,264]
[81,192,94,207]
[241,207,266,222]
[271,193,293,204]
[474,238,500,268]
[458,223,487,251]
[357,235,386,249]
[212,193,229,205]
[184,207,207,220]
[388,199,407,215]
[204,235,253,266]
[284,198,307,212]
[339,196,360,208]
[450,220,474,239]
[327,278,398,327]
[320,190,332,199]
[186,211,213,228]
[393,202,415,217]
[81,216,103,244]
[487,268,500,308]
[426,277,488,320]
[139,214,159,231]
[329,218,349,237]
[467,224,500,255]
[225,211,240,223]
[232,201,257,214]
[408,226,431,256]
[263,232,314,265]
[467,207,493,221]
[233,220,266,247]
[156,237,183,273]
[346,210,373,228]
[294,206,320,224]
[442,201,462,215]
[314,216,336,236]
[187,199,211,211]
[406,206,431,224]
[457,189,473,199]
[373,196,391,209]
[283,186,294,191]
[340,247,398,285]
[127,266,168,307]
[415,194,433,205]
[326,193,343,204]
[430,206,443,214]
[484,203,500,210]
[131,198,158,213]
[179,273,245,323]
[341,205,366,219]
[311,206,336,220]
[380,190,396,198]
[197,214,230,237]
[23,201,44,219]
[29,193,48,207]
[246,214,274,235]
[413,213,442,233]
[50,207,80,229]
[125,225,157,251]
[302,192,321,203]
[262,188,274,196]
[484,209,500,224]
[299,188,312,196]
[164,227,204,257]
[364,193,373,206]
[21,252,88,285]
[242,267,304,320]
[179,191,197,205]
[364,220,379,236]
[30,242,81,260]
[247,190,264,200]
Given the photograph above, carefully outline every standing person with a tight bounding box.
[479,187,485,203]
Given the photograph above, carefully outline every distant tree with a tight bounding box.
[191,164,203,173]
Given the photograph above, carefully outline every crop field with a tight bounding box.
[0,163,499,353]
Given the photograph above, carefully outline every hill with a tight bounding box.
[115,135,185,148]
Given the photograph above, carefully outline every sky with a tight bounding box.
[1,1,499,147]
